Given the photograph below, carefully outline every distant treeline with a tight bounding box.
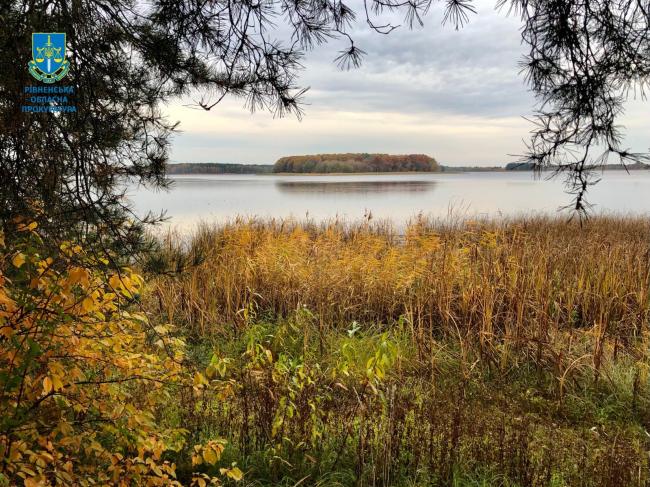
[166,160,649,175]
[440,165,504,172]
[505,161,650,171]
[167,163,273,174]
[505,162,537,171]
[274,153,440,173]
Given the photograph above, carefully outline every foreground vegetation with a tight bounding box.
[144,215,650,486]
[3,215,650,485]
[0,222,241,486]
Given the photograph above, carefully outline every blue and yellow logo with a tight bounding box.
[28,33,69,83]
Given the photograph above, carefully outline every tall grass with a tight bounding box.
[152,215,649,349]
[147,215,650,486]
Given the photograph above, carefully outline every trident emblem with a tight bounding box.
[29,33,70,83]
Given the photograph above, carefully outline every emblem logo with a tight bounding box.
[28,33,70,83]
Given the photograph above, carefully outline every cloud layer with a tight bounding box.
[164,0,648,166]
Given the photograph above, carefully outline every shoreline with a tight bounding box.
[167,167,650,176]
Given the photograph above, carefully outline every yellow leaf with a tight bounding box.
[42,377,53,395]
[150,463,163,477]
[51,375,64,391]
[202,447,218,465]
[193,372,208,388]
[0,290,16,311]
[109,275,121,288]
[205,365,217,379]
[82,297,95,313]
[225,466,243,481]
[68,267,89,287]
[153,325,169,335]
[12,253,26,268]
[24,477,44,487]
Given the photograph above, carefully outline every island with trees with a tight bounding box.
[272,153,440,173]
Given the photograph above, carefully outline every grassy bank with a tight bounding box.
[146,216,650,486]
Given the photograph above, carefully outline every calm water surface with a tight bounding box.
[128,171,650,229]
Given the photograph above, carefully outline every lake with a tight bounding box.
[128,171,650,229]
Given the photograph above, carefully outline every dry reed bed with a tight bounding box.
[152,215,650,358]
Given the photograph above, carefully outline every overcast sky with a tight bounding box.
[164,0,649,167]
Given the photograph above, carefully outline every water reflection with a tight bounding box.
[276,180,436,194]
[127,172,650,231]
[168,177,271,188]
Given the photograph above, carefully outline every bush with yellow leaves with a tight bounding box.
[0,221,241,486]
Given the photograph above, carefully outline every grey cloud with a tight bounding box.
[293,0,536,117]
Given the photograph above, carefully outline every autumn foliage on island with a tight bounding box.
[273,153,439,173]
